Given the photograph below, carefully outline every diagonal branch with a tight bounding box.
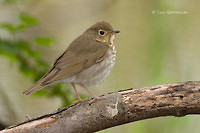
[1,81,200,133]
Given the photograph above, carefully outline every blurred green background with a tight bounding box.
[0,0,200,132]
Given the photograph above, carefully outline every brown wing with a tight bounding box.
[22,33,108,95]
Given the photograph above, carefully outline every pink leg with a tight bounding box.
[71,83,82,102]
[79,85,98,99]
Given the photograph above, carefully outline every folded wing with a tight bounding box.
[22,34,108,95]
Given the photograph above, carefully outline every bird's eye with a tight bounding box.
[99,30,105,36]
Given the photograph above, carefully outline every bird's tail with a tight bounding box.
[22,81,45,95]
[22,66,59,95]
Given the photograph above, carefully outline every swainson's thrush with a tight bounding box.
[22,21,120,102]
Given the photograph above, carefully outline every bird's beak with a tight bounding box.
[112,30,120,34]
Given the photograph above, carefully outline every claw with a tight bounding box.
[71,83,103,104]
[89,96,104,104]
[73,99,83,104]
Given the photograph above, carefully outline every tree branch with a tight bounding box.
[1,81,200,133]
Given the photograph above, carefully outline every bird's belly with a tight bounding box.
[66,49,116,86]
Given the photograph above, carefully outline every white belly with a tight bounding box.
[66,48,116,86]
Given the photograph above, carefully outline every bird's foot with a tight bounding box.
[89,96,104,104]
[73,97,83,104]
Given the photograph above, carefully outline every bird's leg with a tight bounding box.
[79,85,103,103]
[79,85,98,99]
[71,83,82,103]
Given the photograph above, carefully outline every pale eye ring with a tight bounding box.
[99,30,105,36]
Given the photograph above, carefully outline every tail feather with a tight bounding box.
[22,82,44,95]
[22,66,59,95]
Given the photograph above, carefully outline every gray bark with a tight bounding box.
[1,81,200,133]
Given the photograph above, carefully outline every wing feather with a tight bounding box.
[22,33,108,95]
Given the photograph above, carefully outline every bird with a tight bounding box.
[22,21,120,102]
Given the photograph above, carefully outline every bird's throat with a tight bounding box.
[109,35,115,45]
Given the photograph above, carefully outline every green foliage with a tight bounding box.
[3,0,25,4]
[0,23,16,34]
[0,13,38,34]
[19,13,38,26]
[0,1,73,106]
[34,36,54,46]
